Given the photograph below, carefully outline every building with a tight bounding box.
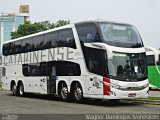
[0,5,29,62]
[0,5,29,81]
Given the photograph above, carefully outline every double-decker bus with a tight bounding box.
[146,51,160,89]
[1,21,151,102]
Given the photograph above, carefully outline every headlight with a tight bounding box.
[111,83,120,89]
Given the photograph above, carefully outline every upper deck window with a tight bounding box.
[99,23,143,48]
[2,28,76,56]
[76,23,100,43]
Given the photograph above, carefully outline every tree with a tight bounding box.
[11,20,70,39]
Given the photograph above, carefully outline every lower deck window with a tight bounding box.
[22,61,81,76]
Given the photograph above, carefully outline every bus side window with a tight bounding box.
[2,44,8,56]
[146,55,155,66]
[83,47,108,76]
[9,42,14,55]
[14,40,22,54]
[4,42,14,55]
[32,35,45,51]
[22,38,33,52]
[59,29,76,49]
[23,63,48,76]
[45,31,59,49]
[22,64,31,76]
[56,61,81,76]
[76,23,100,43]
[65,63,81,76]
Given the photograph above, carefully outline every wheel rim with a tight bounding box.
[74,87,82,101]
[61,87,68,100]
[19,85,24,95]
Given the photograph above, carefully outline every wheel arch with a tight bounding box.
[57,80,68,95]
[17,80,23,85]
[70,80,84,94]
[17,80,24,89]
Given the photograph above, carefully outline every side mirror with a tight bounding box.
[145,46,159,62]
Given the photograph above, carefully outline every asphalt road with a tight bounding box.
[0,90,160,114]
[0,90,160,120]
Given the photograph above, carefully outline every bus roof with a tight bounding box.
[75,20,133,26]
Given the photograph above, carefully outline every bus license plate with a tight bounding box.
[128,93,136,97]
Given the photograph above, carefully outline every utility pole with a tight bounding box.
[12,13,15,32]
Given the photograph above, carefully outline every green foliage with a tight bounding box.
[11,20,70,39]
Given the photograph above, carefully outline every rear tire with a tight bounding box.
[11,83,18,96]
[72,83,83,103]
[18,83,24,96]
[59,83,69,101]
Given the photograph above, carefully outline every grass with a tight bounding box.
[128,97,160,105]
[0,83,2,90]
[134,97,160,101]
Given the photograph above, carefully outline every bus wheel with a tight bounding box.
[11,83,18,96]
[18,83,24,96]
[59,83,69,101]
[72,83,83,103]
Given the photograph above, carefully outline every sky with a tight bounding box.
[0,0,160,49]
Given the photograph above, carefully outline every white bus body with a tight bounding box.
[1,21,149,102]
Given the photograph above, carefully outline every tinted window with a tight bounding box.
[45,31,59,49]
[14,40,22,54]
[3,44,8,55]
[23,61,80,76]
[146,55,155,66]
[82,46,108,76]
[32,35,45,50]
[3,42,14,55]
[22,38,33,52]
[59,29,76,49]
[56,61,81,76]
[22,63,47,76]
[76,23,100,43]
[3,28,76,56]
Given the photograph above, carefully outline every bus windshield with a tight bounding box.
[99,23,143,48]
[108,52,147,81]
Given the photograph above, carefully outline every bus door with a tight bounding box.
[47,63,56,94]
[37,62,48,94]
